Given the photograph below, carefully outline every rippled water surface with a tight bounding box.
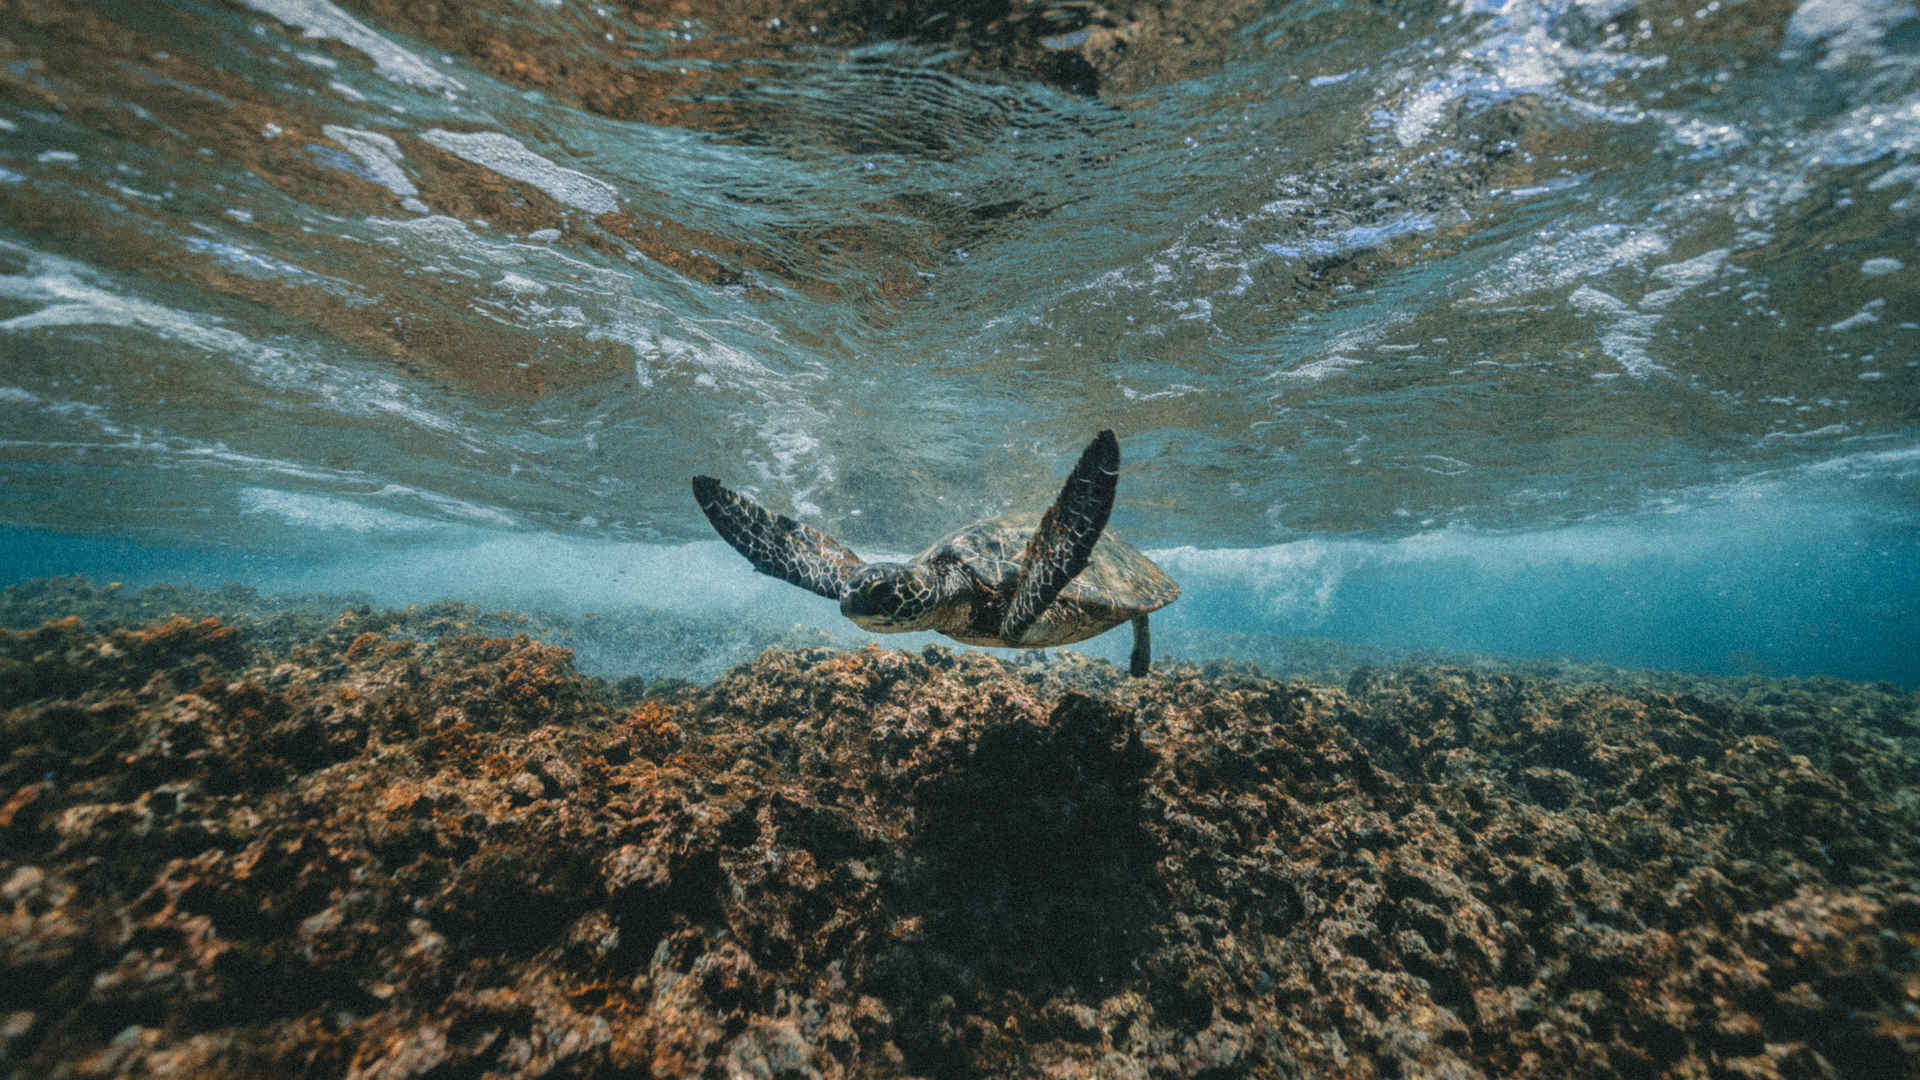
[1,0,1915,681]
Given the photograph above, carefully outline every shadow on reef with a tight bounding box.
[880,692,1161,996]
[1,591,1918,1078]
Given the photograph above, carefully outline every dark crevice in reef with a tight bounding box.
[1,579,1917,1077]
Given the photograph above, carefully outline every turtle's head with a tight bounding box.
[840,562,942,633]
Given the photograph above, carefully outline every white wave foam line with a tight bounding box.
[0,245,258,355]
[273,536,815,619]
[160,442,375,486]
[240,488,434,533]
[239,484,515,533]
[1799,441,1920,479]
[239,0,464,94]
[1260,213,1439,260]
[368,483,516,527]
[420,129,619,215]
[1152,440,1920,620]
[1153,541,1348,621]
[1268,354,1365,383]
[1155,522,1729,624]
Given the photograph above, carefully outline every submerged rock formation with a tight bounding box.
[2,603,1916,1078]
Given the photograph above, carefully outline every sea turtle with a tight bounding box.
[691,430,1179,676]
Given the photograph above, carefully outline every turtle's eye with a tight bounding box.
[841,571,898,617]
[862,579,897,612]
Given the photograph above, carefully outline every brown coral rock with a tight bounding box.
[1,616,1916,1078]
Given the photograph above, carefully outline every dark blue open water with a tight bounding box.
[1,0,1915,683]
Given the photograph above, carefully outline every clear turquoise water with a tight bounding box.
[0,0,1915,682]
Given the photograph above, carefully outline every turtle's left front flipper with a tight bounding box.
[692,476,864,600]
[1000,430,1119,645]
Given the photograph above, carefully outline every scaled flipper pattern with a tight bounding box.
[1000,429,1119,646]
[692,476,864,600]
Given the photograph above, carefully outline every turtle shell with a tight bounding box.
[921,518,1180,647]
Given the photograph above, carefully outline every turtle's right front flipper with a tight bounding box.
[1000,429,1119,645]
[692,476,864,600]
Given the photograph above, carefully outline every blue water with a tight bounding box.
[1,0,1916,683]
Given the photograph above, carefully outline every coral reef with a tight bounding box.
[2,595,1917,1078]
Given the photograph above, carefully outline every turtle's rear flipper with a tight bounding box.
[692,476,864,600]
[1129,614,1151,677]
[1000,430,1119,645]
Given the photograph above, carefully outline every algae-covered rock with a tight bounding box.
[1,604,1916,1078]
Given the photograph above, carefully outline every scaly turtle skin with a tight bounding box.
[692,430,1179,676]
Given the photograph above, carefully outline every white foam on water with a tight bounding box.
[1782,0,1919,70]
[1260,214,1438,260]
[239,0,464,93]
[495,272,549,295]
[374,214,500,260]
[1762,423,1850,442]
[1266,354,1365,383]
[1568,285,1662,376]
[1389,5,1665,149]
[321,125,418,199]
[240,483,517,534]
[240,488,434,533]
[419,129,619,215]
[1472,223,1671,304]
[1825,297,1886,332]
[178,235,371,300]
[1648,248,1729,288]
[368,484,518,527]
[1869,162,1920,191]
[1799,440,1920,479]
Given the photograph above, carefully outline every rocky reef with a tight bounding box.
[2,591,1917,1078]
